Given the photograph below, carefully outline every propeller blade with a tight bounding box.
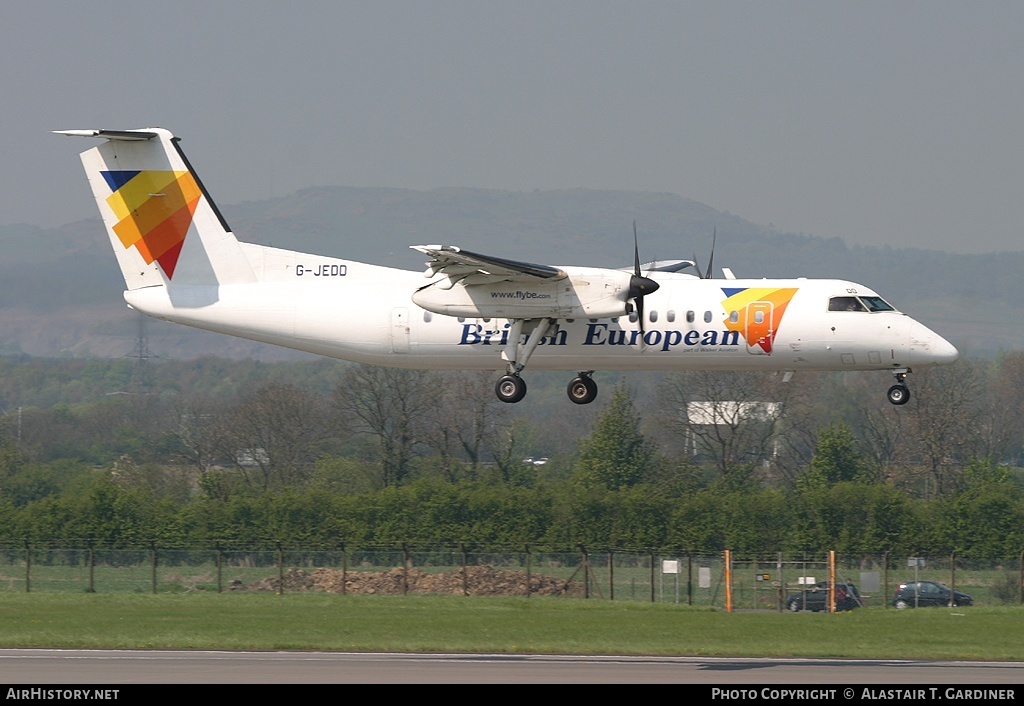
[704,227,716,280]
[633,221,641,277]
[627,221,659,335]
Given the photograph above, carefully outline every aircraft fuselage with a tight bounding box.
[124,244,954,375]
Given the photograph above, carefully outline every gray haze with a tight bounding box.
[6,1,1023,254]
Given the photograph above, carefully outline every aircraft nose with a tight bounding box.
[910,321,959,365]
[933,334,960,364]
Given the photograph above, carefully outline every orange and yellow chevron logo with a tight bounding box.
[102,170,201,279]
[720,287,798,354]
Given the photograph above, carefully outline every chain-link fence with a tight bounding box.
[2,543,1021,608]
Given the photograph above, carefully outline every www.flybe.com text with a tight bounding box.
[489,291,553,300]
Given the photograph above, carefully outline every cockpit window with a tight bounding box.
[828,296,867,312]
[828,295,897,313]
[861,296,895,312]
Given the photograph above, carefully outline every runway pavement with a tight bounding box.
[2,649,1023,685]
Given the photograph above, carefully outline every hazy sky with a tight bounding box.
[7,1,1022,253]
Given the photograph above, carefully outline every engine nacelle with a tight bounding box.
[412,267,637,319]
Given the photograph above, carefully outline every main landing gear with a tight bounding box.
[495,371,600,405]
[887,369,911,406]
[495,374,527,404]
[567,373,598,405]
[494,318,548,404]
[494,318,601,404]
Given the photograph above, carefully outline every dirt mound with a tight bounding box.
[238,565,583,596]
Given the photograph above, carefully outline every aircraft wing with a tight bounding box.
[411,245,566,283]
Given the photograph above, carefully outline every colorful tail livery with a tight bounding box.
[55,128,255,289]
[57,127,959,406]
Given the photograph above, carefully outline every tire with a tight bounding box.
[887,384,910,406]
[567,376,598,405]
[894,599,910,610]
[495,375,527,404]
[788,599,801,612]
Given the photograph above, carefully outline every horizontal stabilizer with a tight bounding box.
[53,129,159,141]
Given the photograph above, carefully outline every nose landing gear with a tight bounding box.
[887,370,911,406]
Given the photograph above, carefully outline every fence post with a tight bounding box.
[950,551,956,607]
[402,544,409,596]
[277,543,284,595]
[525,545,531,598]
[608,548,614,601]
[649,552,655,603]
[776,551,783,612]
[23,539,30,593]
[341,542,347,596]
[216,547,222,593]
[883,550,890,609]
[150,543,157,594]
[687,554,693,606]
[753,557,759,610]
[828,550,836,613]
[724,549,732,612]
[87,541,95,594]
[579,544,589,599]
[461,544,468,596]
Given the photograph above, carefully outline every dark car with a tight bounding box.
[787,581,861,612]
[893,580,972,609]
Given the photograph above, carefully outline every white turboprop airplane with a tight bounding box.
[56,128,959,406]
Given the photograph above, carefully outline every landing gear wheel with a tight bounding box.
[567,375,598,405]
[887,384,910,406]
[495,374,527,404]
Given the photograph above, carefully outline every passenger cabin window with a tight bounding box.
[667,310,676,323]
[828,296,867,312]
[729,311,739,324]
[649,310,658,323]
[754,311,765,324]
[686,311,695,323]
[703,311,713,323]
[423,311,433,322]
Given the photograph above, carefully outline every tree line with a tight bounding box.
[0,353,1023,558]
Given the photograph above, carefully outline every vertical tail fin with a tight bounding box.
[54,128,255,289]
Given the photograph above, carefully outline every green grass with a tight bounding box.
[1,593,1022,660]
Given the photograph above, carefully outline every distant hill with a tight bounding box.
[1,186,1020,360]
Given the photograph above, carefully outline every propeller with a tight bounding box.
[628,221,660,333]
[704,227,716,279]
[693,227,717,279]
